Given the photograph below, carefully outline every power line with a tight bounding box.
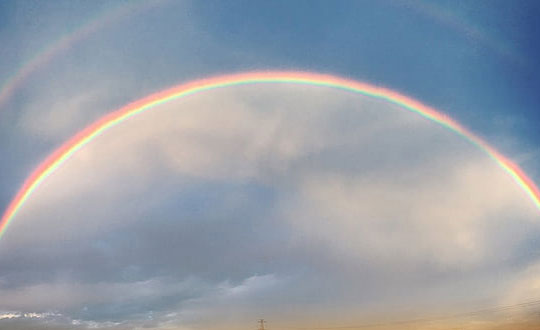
[278,298,540,329]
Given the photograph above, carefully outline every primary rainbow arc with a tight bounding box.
[1,71,539,239]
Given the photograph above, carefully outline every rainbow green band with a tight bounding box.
[1,71,539,240]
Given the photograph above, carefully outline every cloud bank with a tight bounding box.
[1,84,539,329]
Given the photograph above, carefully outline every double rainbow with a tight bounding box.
[1,71,539,239]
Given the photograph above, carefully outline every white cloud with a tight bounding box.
[1,83,539,326]
[0,313,21,320]
[18,84,117,140]
[284,154,537,270]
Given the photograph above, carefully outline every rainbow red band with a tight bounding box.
[1,71,539,239]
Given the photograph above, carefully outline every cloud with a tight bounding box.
[1,84,538,328]
[285,155,536,269]
[18,81,123,140]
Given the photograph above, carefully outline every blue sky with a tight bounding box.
[0,1,539,329]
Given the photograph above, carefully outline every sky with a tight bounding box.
[0,1,540,329]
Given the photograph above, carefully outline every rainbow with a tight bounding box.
[1,71,539,239]
[0,0,156,110]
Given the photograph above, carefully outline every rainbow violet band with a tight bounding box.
[1,71,539,239]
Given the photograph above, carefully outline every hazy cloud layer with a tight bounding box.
[1,84,538,329]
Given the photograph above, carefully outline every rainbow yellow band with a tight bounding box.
[1,71,539,239]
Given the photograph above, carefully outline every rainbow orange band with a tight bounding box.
[1,71,539,239]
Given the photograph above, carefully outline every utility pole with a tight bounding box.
[257,319,267,330]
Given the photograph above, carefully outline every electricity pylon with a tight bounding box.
[258,319,267,330]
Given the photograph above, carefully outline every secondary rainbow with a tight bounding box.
[1,71,539,239]
[0,0,157,110]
